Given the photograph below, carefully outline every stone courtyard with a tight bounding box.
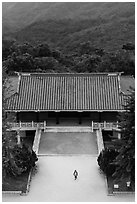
[3,129,135,202]
[3,156,134,202]
[38,131,98,155]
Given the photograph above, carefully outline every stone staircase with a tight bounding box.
[45,126,93,133]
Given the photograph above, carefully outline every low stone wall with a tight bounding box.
[33,129,42,154]
[2,191,22,195]
[96,130,104,154]
[45,126,92,132]
[21,169,33,195]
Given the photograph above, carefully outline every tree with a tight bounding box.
[97,148,119,176]
[113,89,135,188]
[2,38,16,60]
[35,43,51,57]
[3,53,34,73]
[34,57,59,71]
[98,50,135,75]
[122,43,135,51]
[4,144,38,177]
[78,42,105,56]
[2,69,16,179]
[74,54,101,73]
[2,70,38,178]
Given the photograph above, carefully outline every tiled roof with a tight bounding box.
[6,73,128,111]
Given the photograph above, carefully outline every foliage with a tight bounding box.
[2,70,37,179]
[2,39,135,75]
[34,57,59,71]
[78,42,105,56]
[4,144,38,177]
[2,69,17,179]
[98,50,135,75]
[113,89,135,187]
[97,148,119,176]
[3,53,34,73]
[2,38,16,60]
[34,43,51,57]
[73,54,101,72]
[122,42,135,51]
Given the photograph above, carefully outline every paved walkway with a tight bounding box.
[2,156,134,202]
[2,128,135,202]
[38,132,98,155]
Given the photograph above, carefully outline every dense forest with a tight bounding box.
[2,39,135,75]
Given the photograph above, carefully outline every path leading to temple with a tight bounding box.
[2,130,135,202]
[3,156,134,202]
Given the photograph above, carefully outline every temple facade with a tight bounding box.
[6,72,134,125]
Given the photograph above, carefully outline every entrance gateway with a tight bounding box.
[16,111,118,125]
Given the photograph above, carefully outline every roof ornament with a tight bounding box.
[107,72,124,76]
[21,73,31,76]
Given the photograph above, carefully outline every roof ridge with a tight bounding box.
[20,72,122,76]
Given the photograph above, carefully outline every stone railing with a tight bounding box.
[8,121,118,131]
[92,121,119,130]
[96,129,105,154]
[7,121,46,131]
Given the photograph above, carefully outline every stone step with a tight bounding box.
[45,126,93,132]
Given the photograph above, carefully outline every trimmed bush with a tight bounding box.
[4,144,38,177]
[97,148,119,176]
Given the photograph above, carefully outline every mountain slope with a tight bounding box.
[2,2,135,52]
[3,2,134,33]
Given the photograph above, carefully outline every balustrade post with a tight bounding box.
[44,121,46,132]
[91,121,93,132]
[98,123,101,132]
[104,121,106,129]
[117,121,119,128]
[32,121,34,127]
[19,121,21,128]
[17,129,21,145]
[17,134,21,145]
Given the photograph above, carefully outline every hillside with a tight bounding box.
[3,2,135,52]
[2,2,135,31]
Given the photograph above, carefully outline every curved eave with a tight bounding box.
[5,109,126,112]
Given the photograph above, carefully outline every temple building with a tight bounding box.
[6,72,134,126]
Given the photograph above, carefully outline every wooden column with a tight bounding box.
[99,112,102,122]
[56,112,59,124]
[36,112,39,122]
[17,112,19,122]
[5,112,7,119]
[79,112,82,124]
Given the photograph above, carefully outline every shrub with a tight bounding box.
[4,144,38,177]
[97,148,119,176]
